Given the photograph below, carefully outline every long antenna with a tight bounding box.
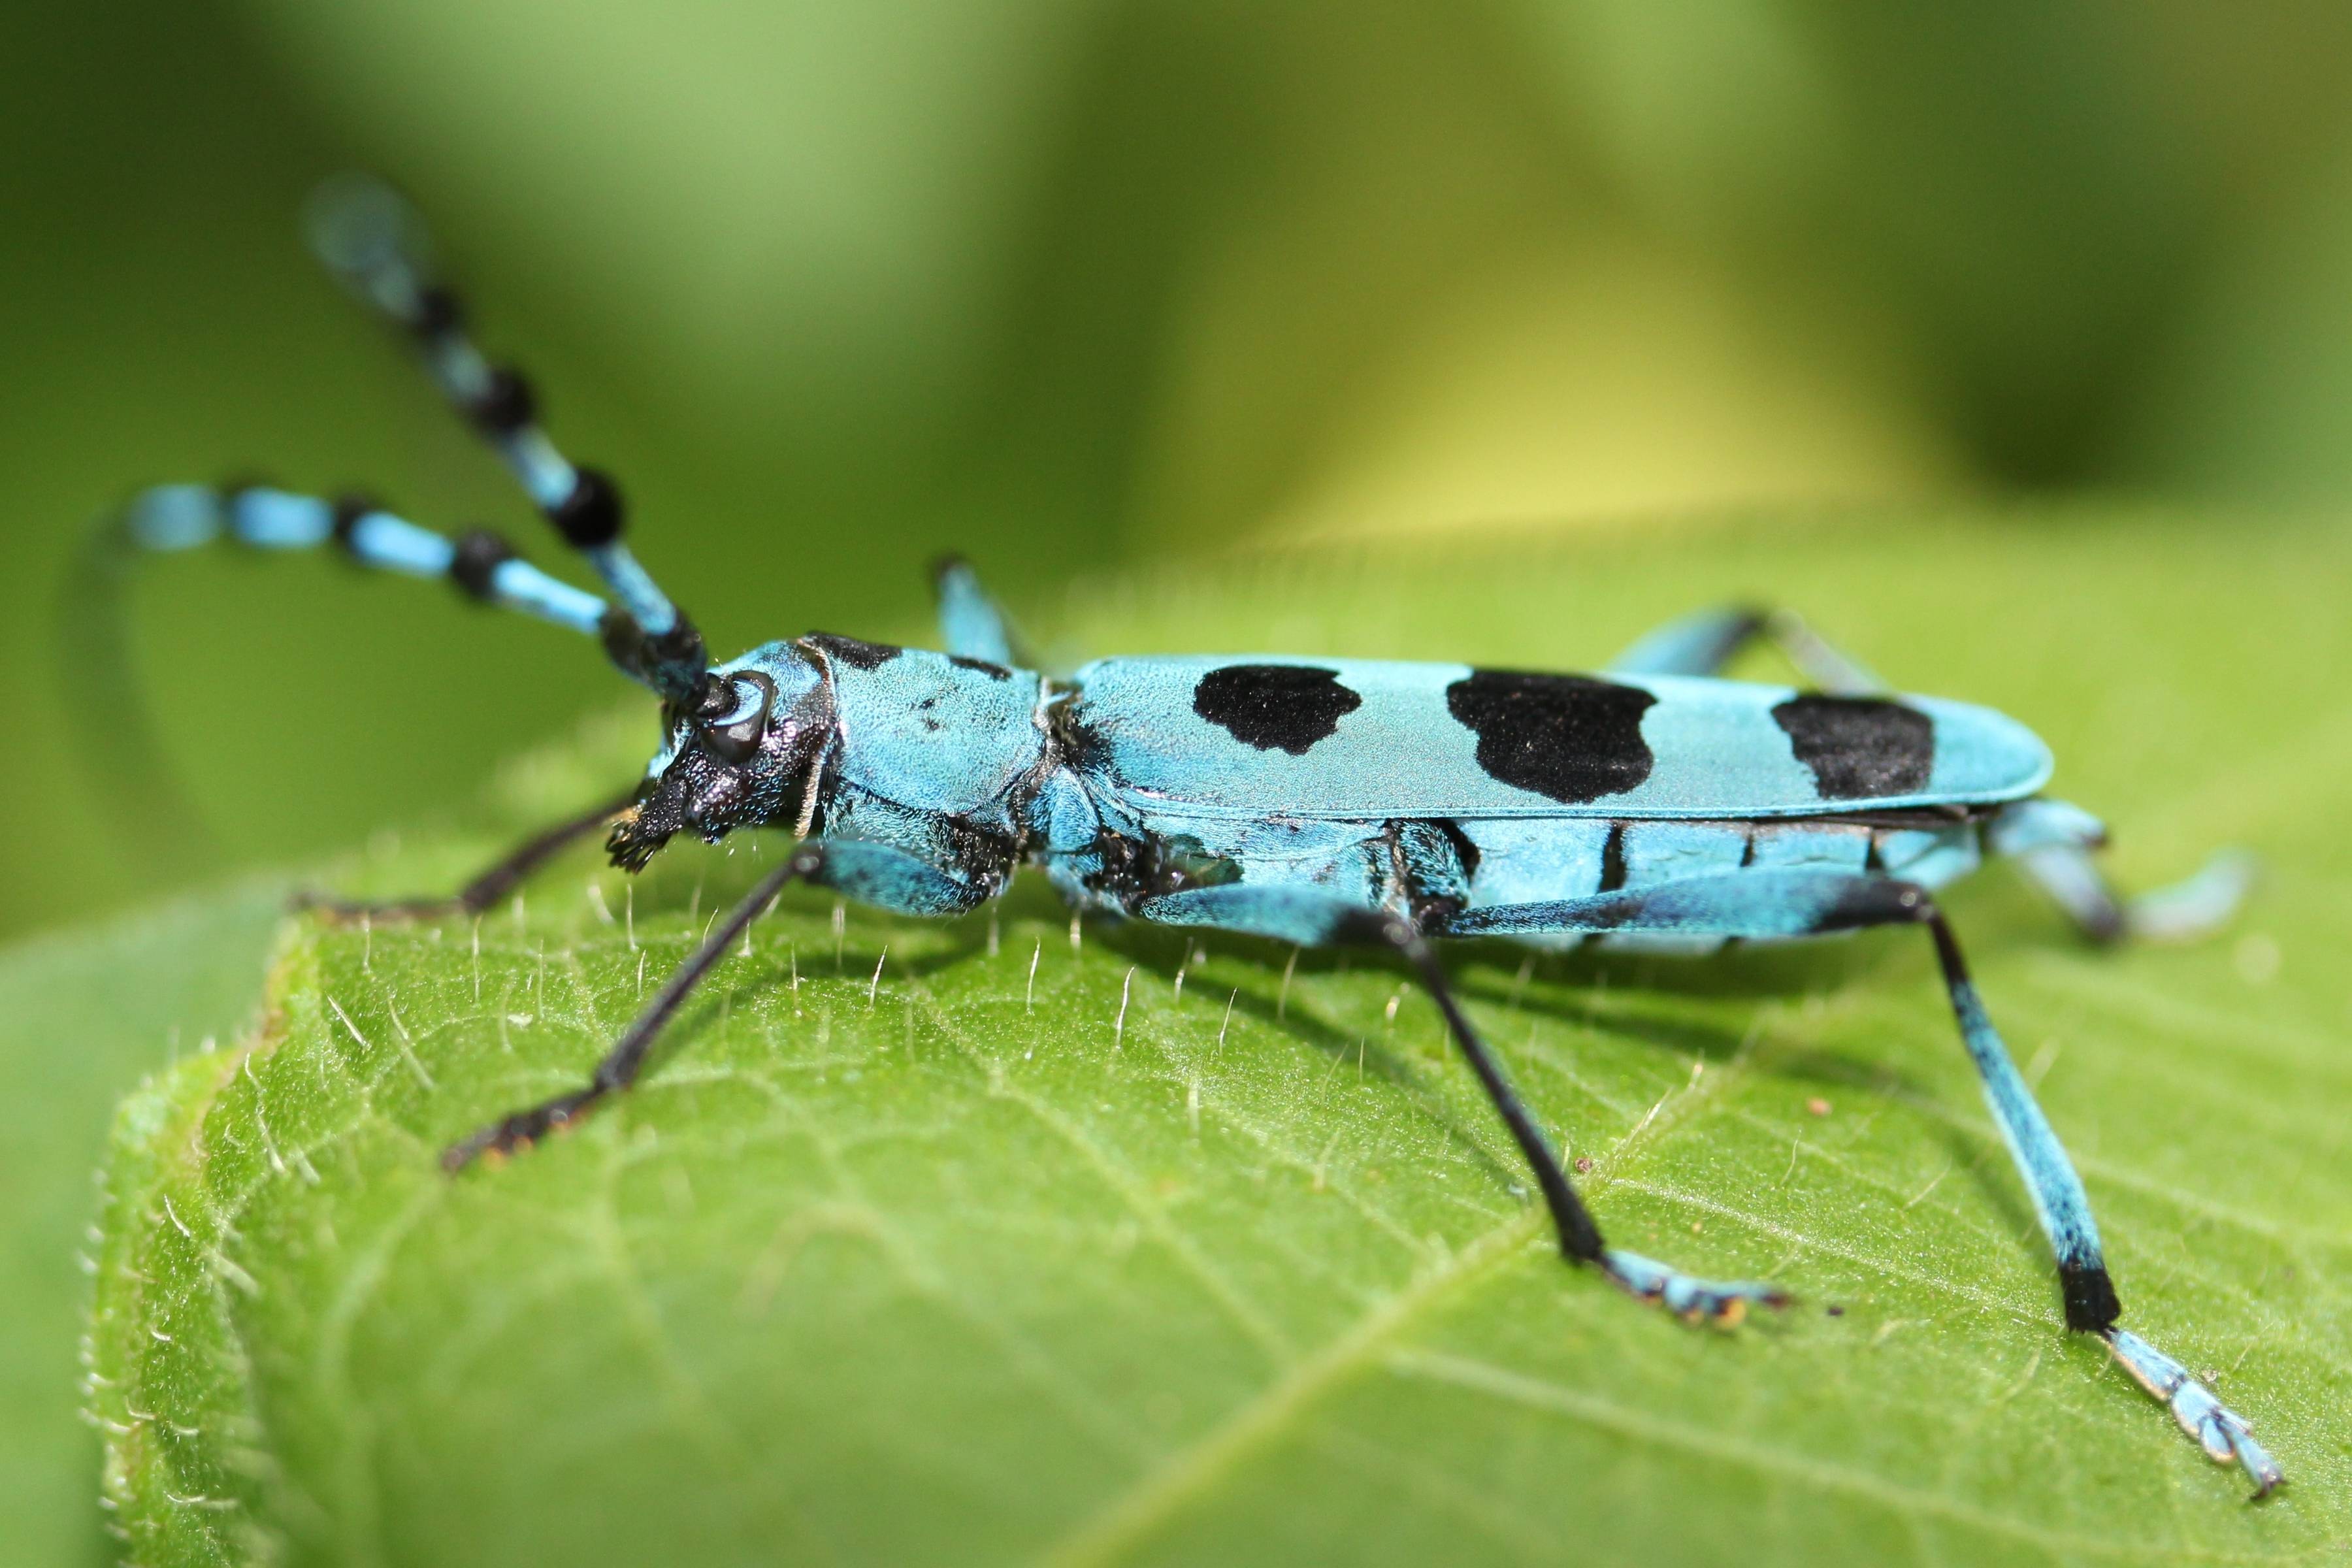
[303,174,711,704]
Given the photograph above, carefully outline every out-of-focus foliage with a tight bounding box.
[0,885,284,1568]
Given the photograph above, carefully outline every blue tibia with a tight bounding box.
[1605,605,1765,678]
[1602,602,1885,693]
[1948,978,2104,1276]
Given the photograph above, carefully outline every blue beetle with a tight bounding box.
[108,179,2280,1497]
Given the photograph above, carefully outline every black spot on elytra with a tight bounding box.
[949,653,1012,680]
[1192,664,1362,755]
[1771,694,1935,800]
[1445,671,1656,803]
[805,632,901,670]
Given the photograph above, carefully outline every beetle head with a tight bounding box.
[608,643,832,870]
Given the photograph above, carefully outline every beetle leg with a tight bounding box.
[445,838,994,1170]
[2115,849,2260,941]
[1989,798,2256,945]
[295,787,639,923]
[1921,907,2281,1497]
[1442,869,2284,1495]
[930,554,1037,669]
[1135,883,1786,1327]
[1606,603,1884,694]
[443,849,815,1170]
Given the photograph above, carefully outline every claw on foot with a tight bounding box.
[1602,1249,1789,1326]
[2105,1328,2283,1497]
[442,1087,603,1173]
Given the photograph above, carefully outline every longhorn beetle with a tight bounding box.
[105,178,2281,1497]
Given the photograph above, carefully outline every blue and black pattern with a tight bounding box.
[1192,663,1363,755]
[1445,669,1656,802]
[105,177,2282,1501]
[1772,694,1936,798]
[1056,656,2050,821]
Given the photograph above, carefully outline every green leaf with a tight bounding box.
[0,886,284,1566]
[89,510,2352,1565]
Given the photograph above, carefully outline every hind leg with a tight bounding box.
[1606,603,1885,694]
[1446,869,2283,1495]
[1988,799,2255,945]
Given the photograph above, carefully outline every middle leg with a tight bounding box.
[1136,882,1788,1323]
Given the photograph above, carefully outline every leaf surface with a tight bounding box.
[0,887,283,1566]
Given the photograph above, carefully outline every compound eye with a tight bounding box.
[700,671,776,764]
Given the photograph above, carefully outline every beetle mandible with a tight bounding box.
[105,178,2280,1497]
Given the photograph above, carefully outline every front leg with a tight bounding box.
[445,838,993,1169]
[297,788,638,922]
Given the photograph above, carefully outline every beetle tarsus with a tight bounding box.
[442,1086,606,1173]
[1602,1249,1791,1327]
[2104,1328,2285,1498]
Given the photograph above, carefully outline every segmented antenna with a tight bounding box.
[302,174,711,703]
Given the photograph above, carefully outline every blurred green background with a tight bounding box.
[10,0,2352,936]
